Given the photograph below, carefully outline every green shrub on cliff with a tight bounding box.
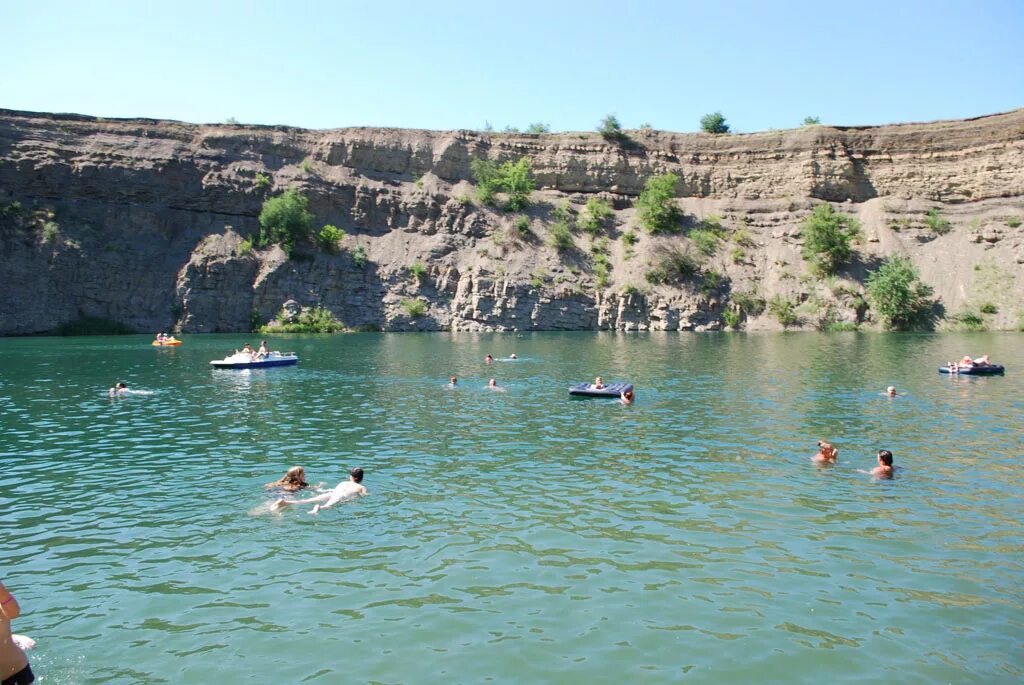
[470,156,535,210]
[768,295,799,327]
[262,305,345,333]
[352,245,369,268]
[800,204,861,275]
[598,114,631,144]
[547,220,573,251]
[579,197,613,235]
[402,298,427,319]
[637,173,681,234]
[924,207,951,234]
[409,262,427,281]
[317,224,345,252]
[258,189,314,252]
[866,257,934,330]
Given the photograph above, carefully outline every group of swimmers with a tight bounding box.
[455,358,635,405]
[812,440,895,478]
[265,466,367,514]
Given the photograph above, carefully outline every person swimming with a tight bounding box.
[272,468,366,514]
[449,376,458,386]
[265,466,318,493]
[485,354,493,364]
[886,386,897,397]
[859,449,894,479]
[812,440,838,464]
[108,382,127,397]
[620,389,634,405]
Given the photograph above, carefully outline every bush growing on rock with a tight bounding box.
[722,308,741,328]
[258,189,314,253]
[637,173,681,234]
[598,114,627,143]
[924,207,951,234]
[352,245,369,268]
[768,295,799,327]
[700,111,729,134]
[800,204,861,275]
[402,298,427,319]
[317,224,345,252]
[865,257,934,330]
[409,262,427,281]
[802,116,821,126]
[579,197,613,235]
[732,291,766,316]
[644,245,700,285]
[470,156,535,211]
[262,305,345,333]
[547,220,573,251]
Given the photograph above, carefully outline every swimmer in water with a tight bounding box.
[812,440,838,464]
[509,354,517,360]
[265,466,320,493]
[108,382,127,397]
[486,378,506,392]
[886,386,897,397]
[859,449,894,479]
[449,376,458,387]
[271,468,366,514]
[620,389,634,405]
[485,354,493,364]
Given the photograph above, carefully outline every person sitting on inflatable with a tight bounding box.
[591,376,605,390]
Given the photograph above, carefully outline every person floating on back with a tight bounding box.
[271,467,366,514]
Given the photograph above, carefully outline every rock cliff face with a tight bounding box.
[1,108,1023,335]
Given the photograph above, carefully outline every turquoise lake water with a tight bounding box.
[1,332,1022,684]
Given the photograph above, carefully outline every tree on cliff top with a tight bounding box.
[636,173,682,234]
[258,189,314,253]
[700,111,730,134]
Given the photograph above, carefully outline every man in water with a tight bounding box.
[886,386,897,397]
[271,468,366,514]
[108,382,127,397]
[860,450,894,479]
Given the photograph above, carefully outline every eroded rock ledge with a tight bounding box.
[1,108,1022,334]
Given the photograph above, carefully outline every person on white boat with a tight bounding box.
[235,342,254,360]
[271,468,366,514]
[256,340,269,360]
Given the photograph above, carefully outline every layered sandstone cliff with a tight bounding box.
[1,107,1022,335]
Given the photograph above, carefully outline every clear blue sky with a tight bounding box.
[2,0,1021,133]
